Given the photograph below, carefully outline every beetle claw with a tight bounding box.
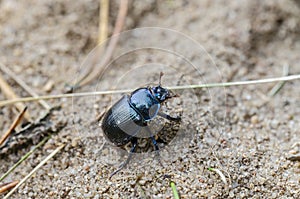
[109,153,132,179]
[173,116,181,122]
[109,139,137,179]
[158,111,181,122]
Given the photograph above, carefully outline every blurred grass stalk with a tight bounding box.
[98,0,109,44]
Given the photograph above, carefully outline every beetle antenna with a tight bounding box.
[159,72,164,86]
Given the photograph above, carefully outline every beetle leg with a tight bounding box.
[145,126,163,166]
[109,138,137,179]
[150,136,159,151]
[158,112,181,122]
[150,136,163,167]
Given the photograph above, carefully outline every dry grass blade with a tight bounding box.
[0,136,50,182]
[3,144,65,199]
[0,180,19,194]
[0,106,27,146]
[0,63,51,110]
[0,74,299,107]
[169,74,300,90]
[0,89,132,107]
[208,168,228,187]
[98,0,109,44]
[0,70,31,121]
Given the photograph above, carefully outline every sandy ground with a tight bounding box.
[1,0,300,198]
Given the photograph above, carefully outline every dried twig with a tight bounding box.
[3,144,65,199]
[0,71,31,121]
[0,63,51,110]
[0,106,27,146]
[0,180,19,194]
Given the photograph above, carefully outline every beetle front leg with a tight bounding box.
[109,138,137,179]
[158,111,181,122]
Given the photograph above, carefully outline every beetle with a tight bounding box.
[101,73,181,178]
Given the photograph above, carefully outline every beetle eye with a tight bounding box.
[155,93,162,100]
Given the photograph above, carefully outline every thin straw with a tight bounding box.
[0,74,299,107]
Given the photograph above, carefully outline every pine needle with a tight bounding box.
[0,180,19,194]
[0,106,27,146]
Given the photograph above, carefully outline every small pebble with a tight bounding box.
[270,120,279,129]
[71,138,79,147]
[43,80,54,92]
[251,115,259,124]
[139,180,146,185]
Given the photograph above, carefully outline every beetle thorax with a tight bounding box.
[129,88,160,121]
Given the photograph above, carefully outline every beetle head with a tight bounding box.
[151,72,175,102]
[151,85,171,102]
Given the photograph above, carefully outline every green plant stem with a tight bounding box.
[170,181,180,199]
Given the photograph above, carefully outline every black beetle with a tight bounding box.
[101,73,181,178]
